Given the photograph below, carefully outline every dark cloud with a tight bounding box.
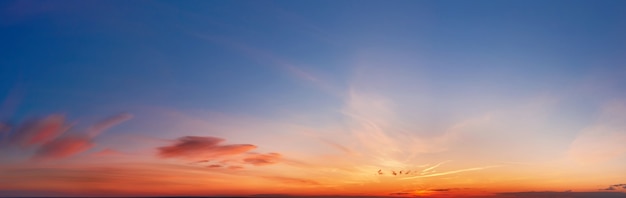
[496,191,626,198]
[389,192,411,196]
[602,184,626,191]
[157,136,257,160]
[243,152,282,166]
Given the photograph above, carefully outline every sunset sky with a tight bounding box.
[1,0,626,197]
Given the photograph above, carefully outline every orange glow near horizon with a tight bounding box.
[2,1,626,197]
[2,97,626,197]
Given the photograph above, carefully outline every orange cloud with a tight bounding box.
[261,176,320,186]
[157,136,257,160]
[243,153,282,166]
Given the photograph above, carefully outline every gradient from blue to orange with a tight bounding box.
[1,0,626,197]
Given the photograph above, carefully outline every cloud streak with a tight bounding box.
[261,176,320,186]
[32,113,133,160]
[421,160,451,174]
[0,113,133,160]
[569,101,626,164]
[157,136,257,160]
[86,113,133,137]
[243,153,282,166]
[602,184,626,191]
[10,114,71,147]
[401,166,500,180]
[33,135,93,160]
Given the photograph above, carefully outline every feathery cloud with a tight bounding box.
[30,113,133,160]
[10,114,71,147]
[401,166,499,180]
[569,101,626,164]
[86,113,133,137]
[0,113,132,160]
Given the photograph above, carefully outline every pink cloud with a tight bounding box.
[86,113,133,137]
[243,152,282,166]
[11,114,71,147]
[23,113,133,160]
[33,113,132,159]
[34,135,93,160]
[157,136,257,160]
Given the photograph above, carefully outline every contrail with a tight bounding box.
[421,160,451,174]
[402,165,500,180]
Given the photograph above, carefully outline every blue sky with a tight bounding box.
[1,0,626,196]
[2,0,625,119]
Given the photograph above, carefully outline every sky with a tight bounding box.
[1,0,626,197]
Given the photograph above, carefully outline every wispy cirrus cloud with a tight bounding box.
[33,113,133,160]
[569,101,626,164]
[401,165,500,180]
[421,160,451,175]
[1,113,133,160]
[9,114,72,148]
[86,113,133,137]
